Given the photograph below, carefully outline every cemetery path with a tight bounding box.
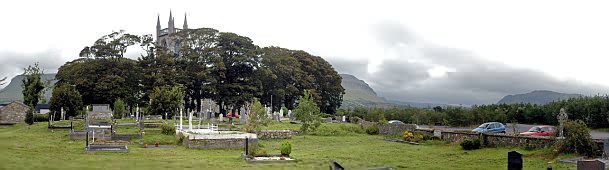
[418,123,609,139]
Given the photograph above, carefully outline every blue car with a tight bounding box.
[472,122,506,133]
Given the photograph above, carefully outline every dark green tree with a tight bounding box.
[172,28,219,112]
[113,98,126,119]
[49,84,83,120]
[293,51,345,114]
[149,86,184,118]
[212,32,260,115]
[22,62,45,125]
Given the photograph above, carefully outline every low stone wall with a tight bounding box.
[111,134,139,141]
[68,130,105,140]
[180,131,258,149]
[482,134,553,148]
[378,124,418,135]
[440,131,480,142]
[256,130,293,139]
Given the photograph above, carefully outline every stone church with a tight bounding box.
[156,11,188,53]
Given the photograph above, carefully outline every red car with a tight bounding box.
[519,125,556,136]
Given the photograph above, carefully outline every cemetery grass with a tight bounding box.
[0,123,579,170]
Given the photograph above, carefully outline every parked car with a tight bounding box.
[519,125,556,136]
[472,122,506,133]
[388,120,405,124]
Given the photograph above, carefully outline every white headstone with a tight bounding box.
[280,109,284,118]
[342,116,346,122]
[289,110,294,121]
[179,108,183,130]
[219,114,224,122]
[136,105,140,120]
[188,111,193,131]
[433,130,442,137]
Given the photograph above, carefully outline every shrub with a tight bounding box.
[161,124,176,135]
[403,131,414,141]
[34,114,49,122]
[460,138,481,150]
[311,124,364,136]
[555,120,599,157]
[365,125,379,135]
[280,141,292,156]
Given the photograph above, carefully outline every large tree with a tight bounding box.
[58,31,145,108]
[258,47,306,111]
[212,32,261,114]
[292,51,345,114]
[22,63,45,125]
[49,84,83,120]
[171,28,219,112]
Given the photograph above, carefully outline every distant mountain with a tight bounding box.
[340,74,449,108]
[0,74,57,104]
[497,90,582,105]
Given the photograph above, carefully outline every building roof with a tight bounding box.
[35,104,50,112]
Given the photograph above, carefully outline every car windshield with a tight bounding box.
[528,127,541,132]
[478,124,489,128]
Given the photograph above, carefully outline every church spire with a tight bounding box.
[156,14,161,28]
[168,10,175,33]
[183,13,188,29]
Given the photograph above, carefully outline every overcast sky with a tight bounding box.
[1,0,609,105]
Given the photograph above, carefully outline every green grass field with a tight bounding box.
[0,121,578,170]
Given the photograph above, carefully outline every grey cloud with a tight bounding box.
[332,22,609,105]
[0,49,66,87]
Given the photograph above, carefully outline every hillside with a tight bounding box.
[0,74,56,104]
[497,90,582,105]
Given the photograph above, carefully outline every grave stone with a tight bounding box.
[325,117,333,123]
[342,116,346,122]
[603,139,609,159]
[219,114,224,122]
[433,130,441,138]
[240,111,247,123]
[279,109,284,118]
[557,108,569,139]
[289,110,294,121]
[508,151,523,170]
[330,160,344,170]
[577,160,605,170]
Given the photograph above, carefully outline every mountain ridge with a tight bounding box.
[497,90,582,104]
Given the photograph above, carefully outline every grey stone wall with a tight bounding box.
[0,102,29,124]
[68,130,105,140]
[378,124,418,135]
[256,130,293,139]
[184,137,258,149]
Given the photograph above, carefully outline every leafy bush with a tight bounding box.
[460,138,481,150]
[365,125,379,135]
[25,110,34,125]
[34,114,49,122]
[161,124,176,135]
[403,131,414,141]
[280,141,292,156]
[555,120,599,157]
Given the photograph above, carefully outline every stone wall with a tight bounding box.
[440,131,481,142]
[256,130,293,139]
[69,130,105,140]
[179,131,258,149]
[0,101,29,124]
[483,134,555,148]
[183,135,258,149]
[378,124,418,135]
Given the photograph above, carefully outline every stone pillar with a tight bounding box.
[179,108,183,130]
[188,111,193,131]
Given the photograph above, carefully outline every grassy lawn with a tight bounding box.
[0,122,578,170]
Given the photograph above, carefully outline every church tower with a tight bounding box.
[156,10,189,53]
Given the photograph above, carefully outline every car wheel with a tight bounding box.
[501,131,506,133]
